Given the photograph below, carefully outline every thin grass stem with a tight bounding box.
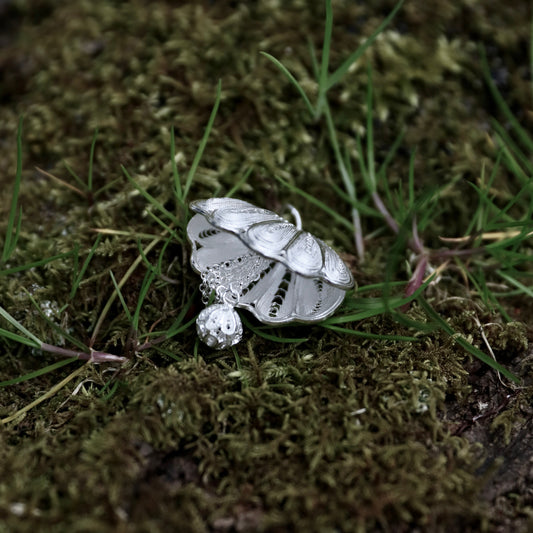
[260,52,315,116]
[326,0,404,90]
[182,79,222,200]
[315,0,333,118]
[0,305,42,346]
[90,235,163,344]
[2,116,24,262]
[87,128,98,192]
[1,363,88,425]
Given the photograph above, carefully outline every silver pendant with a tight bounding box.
[187,198,354,349]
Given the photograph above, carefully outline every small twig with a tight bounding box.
[438,235,477,245]
[35,166,87,198]
[472,316,515,389]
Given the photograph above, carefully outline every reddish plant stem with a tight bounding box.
[40,343,127,363]
[372,191,399,234]
[372,192,426,255]
[371,190,487,303]
[136,335,167,352]
[405,255,429,300]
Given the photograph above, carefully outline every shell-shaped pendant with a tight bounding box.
[187,198,354,349]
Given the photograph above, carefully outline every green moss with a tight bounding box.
[0,0,532,531]
[0,357,487,531]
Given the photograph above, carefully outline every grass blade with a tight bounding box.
[497,270,533,298]
[315,0,333,117]
[326,0,404,90]
[87,128,98,192]
[418,297,519,384]
[260,52,315,116]
[145,210,183,244]
[0,252,76,277]
[323,101,364,257]
[0,358,77,387]
[70,234,103,300]
[366,63,376,193]
[273,175,353,231]
[0,327,41,347]
[1,363,87,424]
[109,270,132,323]
[23,288,87,350]
[122,165,181,227]
[2,116,24,262]
[63,160,90,193]
[182,79,223,200]
[90,235,163,344]
[481,46,533,154]
[132,269,156,332]
[322,324,418,342]
[170,125,182,203]
[241,315,309,343]
[0,305,42,346]
[227,166,253,198]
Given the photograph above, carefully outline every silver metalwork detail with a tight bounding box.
[187,198,354,349]
[196,303,243,350]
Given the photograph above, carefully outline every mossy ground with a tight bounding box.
[0,1,532,531]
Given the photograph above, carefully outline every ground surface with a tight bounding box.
[0,1,532,532]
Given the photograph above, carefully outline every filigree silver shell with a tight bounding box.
[187,198,354,348]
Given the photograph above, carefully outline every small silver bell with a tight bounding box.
[196,303,243,350]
